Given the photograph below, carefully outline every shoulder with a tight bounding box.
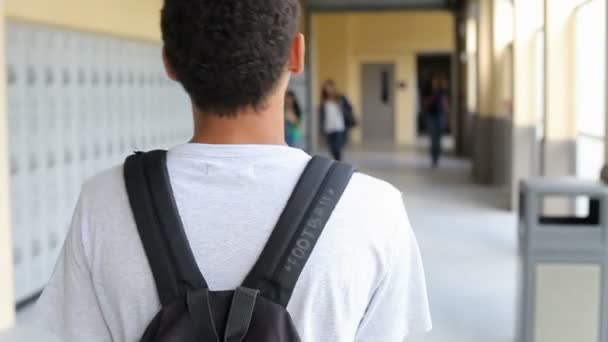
[81,163,126,203]
[335,170,407,237]
[78,163,131,226]
[347,171,403,205]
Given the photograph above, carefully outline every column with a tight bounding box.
[472,0,513,186]
[0,0,16,330]
[543,0,579,178]
[472,0,495,183]
[511,0,543,208]
[543,0,581,213]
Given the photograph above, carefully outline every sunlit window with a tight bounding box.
[575,0,606,181]
[535,30,545,143]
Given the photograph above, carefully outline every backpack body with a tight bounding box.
[124,151,354,342]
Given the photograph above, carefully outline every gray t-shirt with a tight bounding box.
[35,144,431,341]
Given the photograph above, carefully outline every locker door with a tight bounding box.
[152,51,167,148]
[57,30,73,239]
[117,40,129,157]
[100,37,116,165]
[76,33,92,181]
[44,28,63,278]
[63,31,80,231]
[147,44,162,149]
[25,26,48,296]
[7,21,31,303]
[142,45,155,149]
[108,38,121,165]
[91,36,106,173]
[133,43,152,151]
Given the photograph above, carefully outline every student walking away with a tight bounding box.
[285,90,303,148]
[35,1,431,341]
[320,80,356,161]
[427,76,449,168]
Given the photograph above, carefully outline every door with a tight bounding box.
[362,64,395,144]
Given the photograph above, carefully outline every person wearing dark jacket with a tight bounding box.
[319,80,356,161]
[426,76,449,168]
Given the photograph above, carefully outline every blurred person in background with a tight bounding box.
[285,90,303,148]
[426,75,449,168]
[319,80,356,161]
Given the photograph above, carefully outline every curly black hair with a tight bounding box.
[162,0,301,116]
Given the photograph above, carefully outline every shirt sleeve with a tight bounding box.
[34,192,112,341]
[356,201,432,341]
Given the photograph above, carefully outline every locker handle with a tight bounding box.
[49,233,59,250]
[28,156,38,172]
[62,69,71,85]
[80,148,87,162]
[32,240,42,258]
[47,154,57,168]
[64,149,73,165]
[92,71,100,86]
[10,156,19,176]
[94,144,102,158]
[78,69,86,85]
[45,68,54,86]
[27,67,37,85]
[7,65,17,85]
[13,247,22,266]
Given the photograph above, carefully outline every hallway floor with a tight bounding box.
[346,148,518,342]
[6,148,518,342]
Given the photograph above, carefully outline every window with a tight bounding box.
[535,30,545,143]
[575,0,606,182]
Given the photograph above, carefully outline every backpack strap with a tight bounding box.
[242,156,355,307]
[124,150,208,306]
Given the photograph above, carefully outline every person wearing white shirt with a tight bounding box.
[320,80,354,161]
[35,1,432,341]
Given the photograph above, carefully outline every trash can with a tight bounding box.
[518,178,608,342]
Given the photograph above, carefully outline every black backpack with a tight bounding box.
[124,150,354,342]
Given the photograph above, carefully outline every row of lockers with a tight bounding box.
[6,21,193,302]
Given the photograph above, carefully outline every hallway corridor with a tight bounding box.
[347,148,518,342]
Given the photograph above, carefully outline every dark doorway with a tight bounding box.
[417,54,452,136]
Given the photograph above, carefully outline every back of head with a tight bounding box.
[161,0,301,117]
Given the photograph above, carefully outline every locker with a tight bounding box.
[58,30,77,237]
[90,36,104,173]
[7,21,31,303]
[61,31,81,223]
[23,26,47,297]
[116,40,128,157]
[6,21,194,303]
[105,38,119,165]
[99,37,113,168]
[44,30,63,279]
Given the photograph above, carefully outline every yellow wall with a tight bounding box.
[6,0,163,41]
[313,11,454,145]
[477,0,494,115]
[0,2,16,329]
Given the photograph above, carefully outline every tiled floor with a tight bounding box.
[347,148,518,342]
[4,147,518,342]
